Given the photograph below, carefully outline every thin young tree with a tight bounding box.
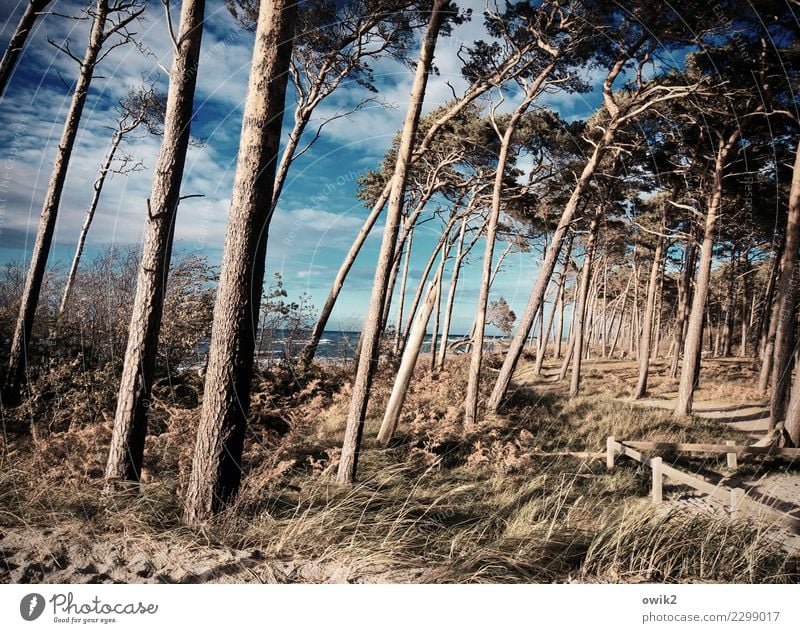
[59,86,165,319]
[634,203,666,398]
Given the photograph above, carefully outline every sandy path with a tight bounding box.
[0,526,428,584]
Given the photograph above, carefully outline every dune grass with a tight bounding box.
[1,354,797,583]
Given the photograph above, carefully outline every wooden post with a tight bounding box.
[731,487,744,519]
[726,440,737,469]
[651,456,663,504]
[607,436,616,469]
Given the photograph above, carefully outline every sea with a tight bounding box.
[189,329,509,366]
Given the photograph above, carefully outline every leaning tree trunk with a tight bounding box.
[721,248,736,357]
[534,237,572,376]
[669,231,696,378]
[486,123,620,414]
[429,238,448,370]
[3,0,108,406]
[182,0,296,522]
[569,211,600,397]
[0,0,52,98]
[769,139,800,428]
[398,220,454,353]
[393,225,414,354]
[463,65,555,426]
[554,272,567,359]
[104,0,205,484]
[377,275,442,445]
[634,213,665,399]
[436,216,468,370]
[757,239,781,366]
[299,184,389,368]
[773,140,800,443]
[298,29,525,370]
[59,128,123,319]
[337,0,446,485]
[675,131,740,416]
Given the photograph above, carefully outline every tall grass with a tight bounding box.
[1,356,796,583]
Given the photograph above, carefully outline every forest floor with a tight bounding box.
[1,352,799,583]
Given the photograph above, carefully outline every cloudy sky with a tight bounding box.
[0,0,616,335]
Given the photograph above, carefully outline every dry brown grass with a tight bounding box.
[1,352,797,583]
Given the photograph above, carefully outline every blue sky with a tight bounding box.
[0,0,626,335]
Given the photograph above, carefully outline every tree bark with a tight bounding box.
[773,139,800,444]
[674,131,740,416]
[769,139,800,428]
[183,0,296,521]
[0,0,52,98]
[429,236,448,370]
[3,0,109,406]
[104,0,205,483]
[337,1,446,484]
[757,239,781,364]
[634,212,665,399]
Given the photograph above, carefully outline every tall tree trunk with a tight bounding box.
[609,274,633,359]
[337,1,446,484]
[769,139,800,427]
[429,238,448,370]
[601,256,608,357]
[739,250,749,357]
[393,225,414,354]
[486,124,621,414]
[722,248,736,357]
[534,238,572,375]
[652,252,665,358]
[59,128,123,319]
[569,210,600,397]
[0,0,52,98]
[554,277,566,359]
[670,232,696,377]
[757,239,782,363]
[675,131,740,416]
[183,0,296,521]
[758,252,783,390]
[379,231,407,336]
[463,68,554,426]
[634,212,665,399]
[558,279,581,381]
[104,0,205,484]
[3,0,108,406]
[772,140,800,444]
[437,216,467,370]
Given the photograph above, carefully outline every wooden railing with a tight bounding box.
[606,437,800,530]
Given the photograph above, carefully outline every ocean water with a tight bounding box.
[191,329,509,365]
